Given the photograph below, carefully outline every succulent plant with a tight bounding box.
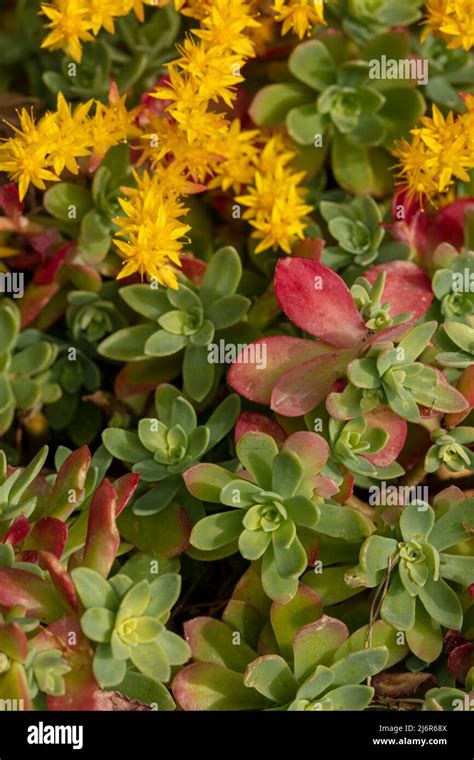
[66,284,127,345]
[436,322,474,369]
[425,426,474,473]
[229,258,434,417]
[184,431,374,602]
[432,251,474,324]
[99,247,252,402]
[320,197,410,274]
[173,568,400,711]
[327,413,405,479]
[26,648,71,699]
[0,300,62,435]
[71,567,190,688]
[103,383,240,515]
[346,501,474,640]
[250,35,424,193]
[43,340,102,446]
[328,322,468,422]
[329,0,423,42]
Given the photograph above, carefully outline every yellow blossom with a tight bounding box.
[47,92,93,176]
[207,120,260,193]
[423,0,474,51]
[40,0,94,63]
[272,0,325,39]
[236,136,313,254]
[393,104,474,202]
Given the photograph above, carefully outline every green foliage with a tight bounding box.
[72,567,190,687]
[99,247,251,401]
[346,501,474,638]
[0,301,61,435]
[329,322,468,421]
[103,383,240,514]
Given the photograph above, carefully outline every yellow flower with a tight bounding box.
[236,135,312,254]
[86,0,120,34]
[194,0,260,59]
[272,0,325,39]
[423,0,474,50]
[47,92,93,176]
[393,104,474,202]
[40,0,94,63]
[175,38,244,107]
[114,171,190,286]
[207,119,260,193]
[0,140,59,201]
[0,108,59,200]
[88,91,141,169]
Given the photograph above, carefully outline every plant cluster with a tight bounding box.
[0,0,472,714]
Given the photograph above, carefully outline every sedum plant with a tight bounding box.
[346,501,474,640]
[71,567,190,688]
[327,322,468,422]
[425,426,474,473]
[0,300,61,435]
[250,35,424,193]
[99,247,251,402]
[184,431,374,602]
[320,197,409,274]
[103,383,240,515]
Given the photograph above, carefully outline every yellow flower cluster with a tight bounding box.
[114,0,261,283]
[271,0,325,39]
[114,171,191,288]
[0,88,140,201]
[40,0,161,62]
[236,136,313,254]
[423,0,474,51]
[392,101,474,204]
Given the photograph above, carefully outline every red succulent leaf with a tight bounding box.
[448,643,474,685]
[292,237,324,260]
[40,551,78,612]
[363,406,408,467]
[181,254,208,285]
[45,616,101,711]
[427,198,474,255]
[234,411,286,443]
[19,282,61,327]
[283,432,329,474]
[333,469,354,504]
[274,258,367,348]
[0,567,64,622]
[0,183,23,219]
[385,188,429,253]
[228,335,330,406]
[82,479,119,578]
[270,348,355,416]
[25,517,68,559]
[94,691,154,710]
[47,446,91,520]
[16,550,40,564]
[115,356,182,397]
[0,621,28,661]
[113,473,141,517]
[33,242,72,285]
[3,516,30,546]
